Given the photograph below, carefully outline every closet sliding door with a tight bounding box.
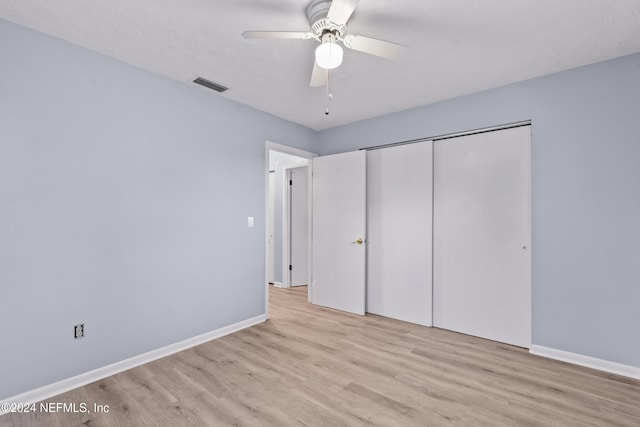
[433,126,531,347]
[367,141,433,326]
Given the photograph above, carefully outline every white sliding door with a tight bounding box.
[312,151,367,315]
[433,126,531,348]
[367,142,433,326]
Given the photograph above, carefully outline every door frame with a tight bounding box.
[267,171,275,285]
[282,163,309,288]
[265,141,316,318]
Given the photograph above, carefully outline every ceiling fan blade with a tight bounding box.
[342,34,407,60]
[310,61,328,87]
[327,0,360,26]
[242,31,314,40]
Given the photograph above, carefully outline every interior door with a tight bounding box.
[433,125,531,348]
[312,150,366,315]
[289,166,308,286]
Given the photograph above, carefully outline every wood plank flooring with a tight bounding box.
[2,285,639,426]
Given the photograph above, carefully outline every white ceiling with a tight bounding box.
[2,0,640,131]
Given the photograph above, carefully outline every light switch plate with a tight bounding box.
[247,216,254,228]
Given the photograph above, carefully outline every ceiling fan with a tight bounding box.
[242,0,407,87]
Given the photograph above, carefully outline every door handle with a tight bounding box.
[352,237,364,245]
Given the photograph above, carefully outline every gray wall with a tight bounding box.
[2,14,638,401]
[319,53,640,367]
[0,19,317,399]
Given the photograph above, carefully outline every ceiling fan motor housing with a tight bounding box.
[307,0,347,37]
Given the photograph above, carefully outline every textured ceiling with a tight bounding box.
[2,0,640,131]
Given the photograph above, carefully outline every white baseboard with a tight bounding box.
[272,281,285,288]
[530,345,640,380]
[0,314,267,413]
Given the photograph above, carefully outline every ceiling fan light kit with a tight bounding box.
[242,0,407,88]
[315,33,343,69]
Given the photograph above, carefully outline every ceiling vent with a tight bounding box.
[193,77,228,93]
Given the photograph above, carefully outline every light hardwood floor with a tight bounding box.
[2,285,639,426]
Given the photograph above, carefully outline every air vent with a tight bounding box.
[193,77,228,93]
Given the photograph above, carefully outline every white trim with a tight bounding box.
[307,160,314,303]
[266,141,317,160]
[272,281,285,288]
[281,167,291,288]
[266,172,276,285]
[530,345,640,380]
[0,314,266,412]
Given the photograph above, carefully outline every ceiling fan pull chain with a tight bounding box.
[325,69,333,115]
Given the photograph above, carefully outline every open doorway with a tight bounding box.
[268,151,308,288]
[265,142,316,318]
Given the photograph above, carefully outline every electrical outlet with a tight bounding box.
[74,323,84,339]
